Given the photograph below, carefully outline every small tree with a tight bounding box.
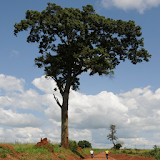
[107,124,118,150]
[115,143,122,150]
[78,140,92,149]
[69,140,78,152]
[116,140,124,149]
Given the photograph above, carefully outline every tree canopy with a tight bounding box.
[78,140,92,148]
[14,3,151,94]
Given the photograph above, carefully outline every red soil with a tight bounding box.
[35,137,54,152]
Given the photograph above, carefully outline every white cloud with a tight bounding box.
[100,0,160,13]
[0,108,44,128]
[154,133,160,140]
[0,74,25,94]
[69,129,92,142]
[0,127,53,144]
[32,76,58,94]
[1,74,160,148]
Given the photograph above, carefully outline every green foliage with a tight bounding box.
[115,143,122,150]
[110,147,160,159]
[58,154,66,159]
[14,2,152,95]
[148,145,160,159]
[69,140,78,152]
[0,148,8,158]
[0,147,15,158]
[155,151,160,160]
[122,150,127,154]
[78,140,92,149]
[68,140,84,159]
[134,148,140,152]
[128,150,133,154]
[112,149,117,155]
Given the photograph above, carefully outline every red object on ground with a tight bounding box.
[35,138,54,152]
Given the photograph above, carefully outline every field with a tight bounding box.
[0,140,159,160]
[109,148,159,160]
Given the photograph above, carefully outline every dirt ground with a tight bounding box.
[84,152,157,160]
[84,152,116,160]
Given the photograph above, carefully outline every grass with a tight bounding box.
[58,154,66,159]
[110,148,156,159]
[0,141,78,160]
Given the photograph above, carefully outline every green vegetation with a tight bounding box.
[58,154,66,159]
[115,143,122,150]
[2,140,160,160]
[0,147,14,158]
[0,141,79,160]
[0,145,16,158]
[110,145,160,160]
[78,140,92,148]
[69,140,78,152]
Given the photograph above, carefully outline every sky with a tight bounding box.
[0,0,160,149]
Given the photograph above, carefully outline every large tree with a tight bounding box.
[14,3,151,149]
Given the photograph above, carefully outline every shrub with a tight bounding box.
[149,145,160,159]
[0,148,7,158]
[128,150,133,154]
[149,150,155,156]
[0,146,15,158]
[78,140,92,149]
[115,143,122,150]
[58,155,66,159]
[69,140,78,153]
[155,151,160,160]
[122,150,127,153]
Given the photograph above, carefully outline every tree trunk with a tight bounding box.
[113,142,116,150]
[61,91,69,149]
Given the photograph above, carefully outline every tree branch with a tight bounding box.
[53,93,62,108]
[54,76,64,96]
[75,68,87,77]
[57,33,68,45]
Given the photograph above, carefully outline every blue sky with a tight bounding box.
[0,0,160,149]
